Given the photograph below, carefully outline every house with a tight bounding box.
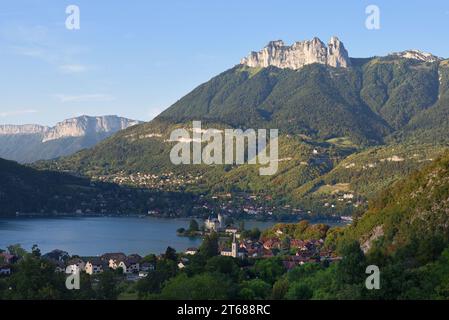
[128,253,142,261]
[262,249,274,258]
[101,252,127,269]
[290,239,305,249]
[237,247,248,259]
[66,258,85,273]
[85,258,106,275]
[263,238,281,250]
[225,227,238,234]
[0,253,18,264]
[140,262,155,272]
[0,264,11,276]
[118,257,140,274]
[220,249,233,257]
[185,248,198,255]
[177,262,186,269]
[243,242,263,258]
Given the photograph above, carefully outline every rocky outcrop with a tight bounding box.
[361,225,384,254]
[240,36,350,70]
[42,115,141,142]
[390,50,442,63]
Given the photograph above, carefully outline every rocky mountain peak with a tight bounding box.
[390,50,442,63]
[240,36,350,70]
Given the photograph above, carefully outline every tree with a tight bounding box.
[164,247,177,261]
[189,219,199,232]
[7,244,27,258]
[136,259,178,298]
[141,254,157,264]
[253,258,285,284]
[239,279,271,300]
[224,216,234,227]
[5,254,66,299]
[241,228,261,241]
[271,278,289,299]
[200,232,219,258]
[159,273,234,299]
[281,236,291,252]
[96,270,120,300]
[336,240,366,285]
[31,244,41,258]
[176,227,185,234]
[285,283,313,300]
[205,256,240,280]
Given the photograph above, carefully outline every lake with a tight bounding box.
[0,216,280,256]
[0,216,346,256]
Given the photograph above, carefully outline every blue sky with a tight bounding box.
[1,0,449,126]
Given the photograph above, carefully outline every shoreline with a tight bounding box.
[2,212,349,224]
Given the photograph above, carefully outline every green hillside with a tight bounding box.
[254,153,449,299]
[294,143,449,211]
[345,149,449,256]
[0,158,193,216]
[158,63,392,145]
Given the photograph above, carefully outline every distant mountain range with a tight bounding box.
[0,115,142,163]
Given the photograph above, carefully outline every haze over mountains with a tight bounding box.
[0,115,142,163]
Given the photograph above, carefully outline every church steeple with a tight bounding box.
[231,232,237,258]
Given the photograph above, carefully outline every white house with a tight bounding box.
[225,227,238,234]
[185,248,198,255]
[85,259,105,275]
[102,253,127,270]
[118,258,140,274]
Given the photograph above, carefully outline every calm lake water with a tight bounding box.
[0,216,346,256]
[0,216,280,256]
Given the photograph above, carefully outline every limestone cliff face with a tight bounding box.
[0,115,141,142]
[0,115,143,163]
[41,115,141,142]
[240,36,350,70]
[0,124,48,135]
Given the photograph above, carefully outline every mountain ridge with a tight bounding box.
[0,115,142,163]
